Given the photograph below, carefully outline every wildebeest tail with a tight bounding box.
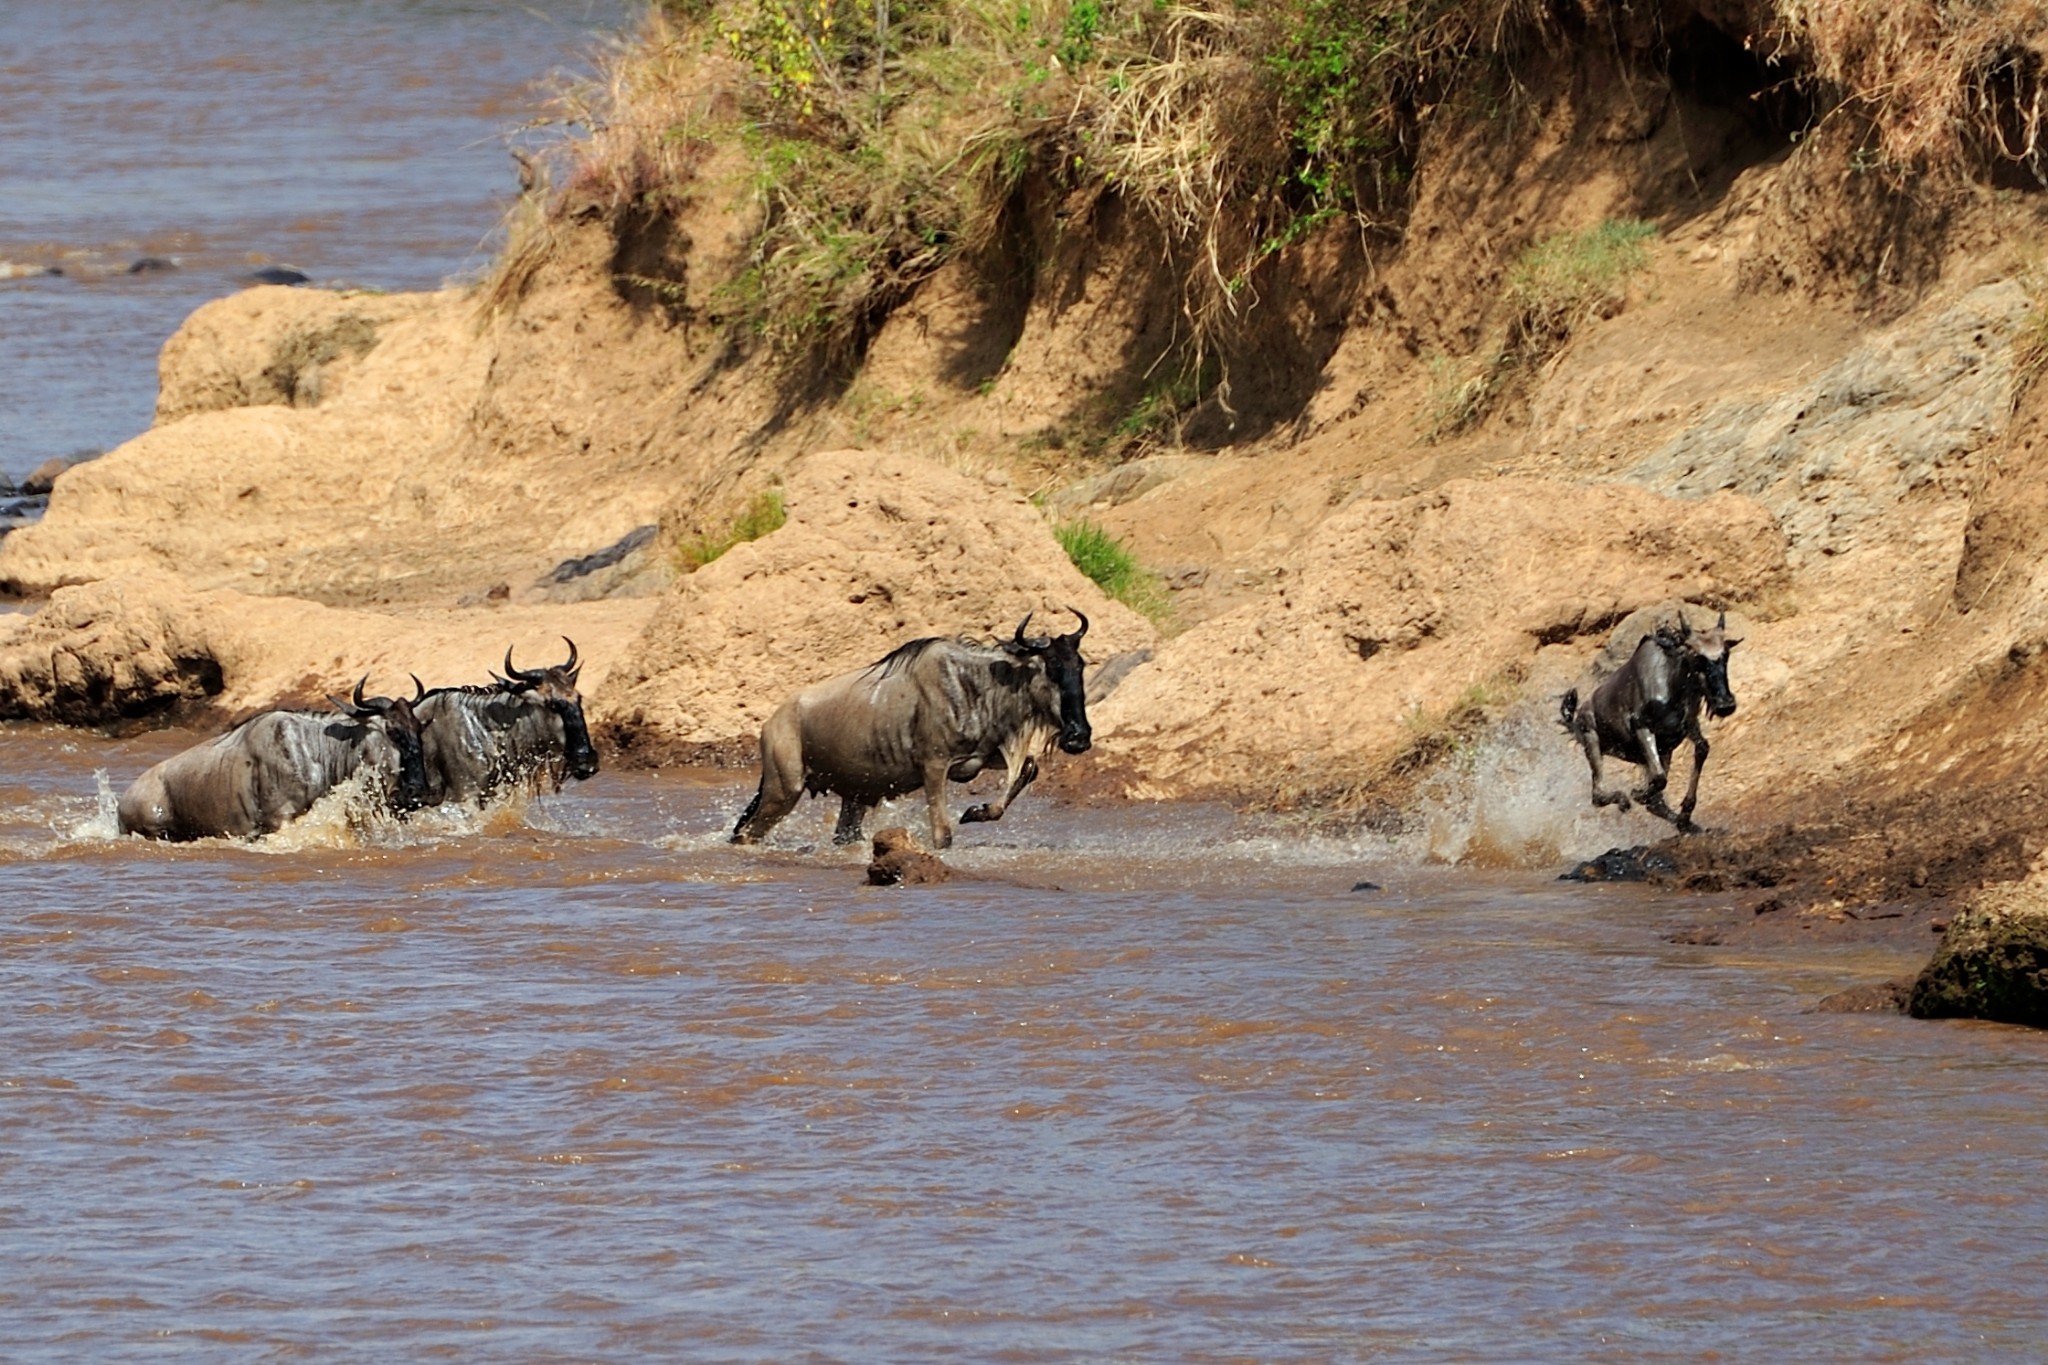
[1558,688,1580,733]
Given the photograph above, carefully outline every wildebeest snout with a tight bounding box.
[1059,721,1092,755]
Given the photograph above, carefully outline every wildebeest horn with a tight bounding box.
[410,674,427,704]
[1066,606,1089,641]
[504,645,543,684]
[1014,613,1034,648]
[1677,611,1692,639]
[560,636,579,674]
[333,675,384,717]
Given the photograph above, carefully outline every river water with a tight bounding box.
[0,0,627,485]
[5,2,2048,1360]
[6,728,2048,1359]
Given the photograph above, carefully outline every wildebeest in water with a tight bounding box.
[117,677,432,841]
[732,610,1094,850]
[412,638,600,809]
[1559,610,1741,834]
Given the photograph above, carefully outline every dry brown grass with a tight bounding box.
[1769,0,2048,180]
[488,0,2048,391]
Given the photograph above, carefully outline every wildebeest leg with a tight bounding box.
[922,758,954,849]
[960,755,1039,825]
[1674,726,1709,835]
[1576,722,1631,811]
[832,797,873,846]
[732,713,804,844]
[1631,725,1680,825]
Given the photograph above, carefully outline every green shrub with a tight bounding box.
[677,489,787,571]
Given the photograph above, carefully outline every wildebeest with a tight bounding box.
[1559,610,1740,834]
[412,638,599,808]
[117,678,432,841]
[732,610,1094,850]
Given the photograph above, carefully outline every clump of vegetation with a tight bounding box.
[1423,219,1656,440]
[1767,0,2048,183]
[676,488,787,571]
[1055,518,1170,622]
[1505,218,1658,359]
[1421,350,1505,441]
[507,0,2044,406]
[2014,266,2048,411]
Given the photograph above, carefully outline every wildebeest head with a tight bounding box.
[1007,609,1093,754]
[499,637,600,780]
[1675,611,1740,719]
[334,674,433,810]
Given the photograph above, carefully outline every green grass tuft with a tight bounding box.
[1055,519,1170,623]
[677,489,787,571]
[1506,218,1658,354]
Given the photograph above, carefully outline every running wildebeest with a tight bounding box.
[732,610,1094,850]
[117,678,432,841]
[1559,610,1740,835]
[413,638,599,809]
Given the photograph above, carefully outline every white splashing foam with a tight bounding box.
[1414,703,1679,869]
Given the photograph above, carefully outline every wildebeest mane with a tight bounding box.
[869,635,982,681]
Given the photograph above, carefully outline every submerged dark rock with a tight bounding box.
[1815,980,1911,1013]
[127,256,179,274]
[246,265,310,286]
[1560,845,1678,882]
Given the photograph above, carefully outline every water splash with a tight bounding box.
[1415,703,1678,869]
[63,769,125,842]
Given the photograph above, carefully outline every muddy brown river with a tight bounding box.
[5,725,2047,1359]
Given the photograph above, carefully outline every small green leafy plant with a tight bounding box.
[1055,518,1170,623]
[676,489,787,571]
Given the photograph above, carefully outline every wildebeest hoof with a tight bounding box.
[960,803,996,824]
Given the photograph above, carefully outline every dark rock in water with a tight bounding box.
[546,525,658,584]
[1814,980,1911,1014]
[1349,880,1381,893]
[1909,887,2048,1027]
[1664,925,1723,945]
[1560,845,1678,882]
[127,256,179,274]
[868,826,950,886]
[246,265,310,286]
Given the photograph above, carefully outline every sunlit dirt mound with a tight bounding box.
[0,570,653,725]
[600,447,1158,761]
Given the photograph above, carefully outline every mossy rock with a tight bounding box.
[1908,885,2048,1027]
